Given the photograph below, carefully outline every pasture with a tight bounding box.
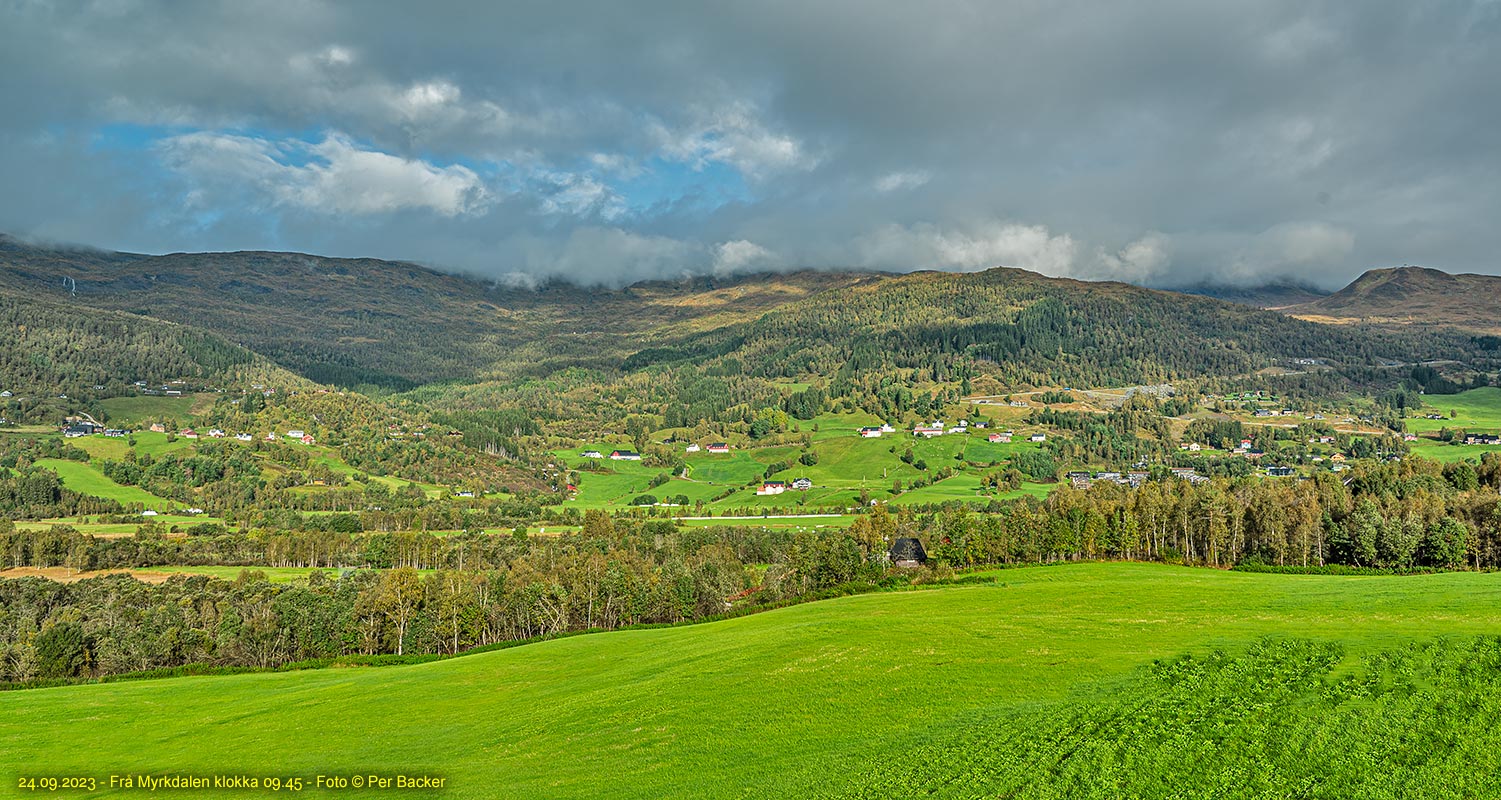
[5,563,1501,798]
[32,458,176,511]
[97,393,211,427]
[1407,437,1501,463]
[1408,387,1501,433]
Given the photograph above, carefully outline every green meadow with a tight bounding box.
[96,393,210,427]
[5,563,1501,798]
[32,458,175,511]
[1407,437,1501,463]
[1408,387,1501,433]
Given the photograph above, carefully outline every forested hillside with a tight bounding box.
[699,269,1479,382]
[0,290,263,422]
[0,235,881,387]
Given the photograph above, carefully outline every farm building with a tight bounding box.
[913,425,944,438]
[888,537,928,568]
[858,426,882,438]
[988,432,1012,443]
[757,481,787,495]
[610,450,642,461]
[707,443,730,453]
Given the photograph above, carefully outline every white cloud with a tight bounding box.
[855,221,1080,275]
[874,170,932,193]
[1088,232,1173,282]
[654,103,816,178]
[525,227,702,285]
[317,45,354,67]
[158,131,490,217]
[712,239,777,274]
[537,171,627,221]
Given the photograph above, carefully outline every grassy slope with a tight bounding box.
[96,394,212,427]
[33,458,175,510]
[5,563,1501,798]
[1408,387,1501,433]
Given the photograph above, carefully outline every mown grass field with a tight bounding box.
[97,393,211,427]
[1408,387,1501,433]
[4,563,1500,798]
[32,458,175,511]
[1407,437,1501,463]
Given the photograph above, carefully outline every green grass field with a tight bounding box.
[13,514,219,535]
[97,394,210,427]
[5,563,1501,798]
[1407,437,1501,463]
[1408,387,1501,433]
[33,459,176,511]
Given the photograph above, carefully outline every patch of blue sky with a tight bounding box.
[611,157,752,216]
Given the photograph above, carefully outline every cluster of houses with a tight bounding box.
[757,477,813,495]
[1465,434,1501,446]
[908,420,1027,440]
[1067,470,1149,490]
[858,424,897,438]
[1169,467,1210,484]
[133,422,313,445]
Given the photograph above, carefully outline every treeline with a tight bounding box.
[919,456,1501,569]
[0,518,903,683]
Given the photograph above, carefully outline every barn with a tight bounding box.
[888,537,928,568]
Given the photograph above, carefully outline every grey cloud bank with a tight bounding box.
[0,0,1497,288]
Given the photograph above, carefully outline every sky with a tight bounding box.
[1,0,1498,288]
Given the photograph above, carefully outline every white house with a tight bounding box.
[581,450,604,459]
[685,443,701,452]
[1028,433,1046,442]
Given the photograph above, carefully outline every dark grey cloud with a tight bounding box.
[1,0,1498,287]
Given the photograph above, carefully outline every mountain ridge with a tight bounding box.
[1282,266,1501,334]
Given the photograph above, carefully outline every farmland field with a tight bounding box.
[97,393,211,427]
[5,563,1501,798]
[1406,437,1501,463]
[1408,387,1501,433]
[32,458,175,510]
